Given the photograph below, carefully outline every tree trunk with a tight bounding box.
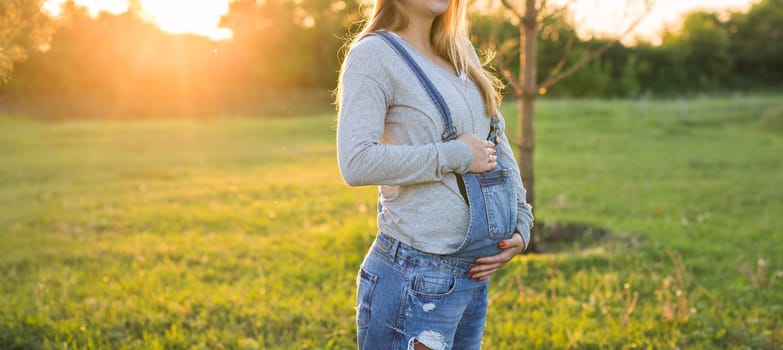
[518,0,538,252]
[497,0,652,252]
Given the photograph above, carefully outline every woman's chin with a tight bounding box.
[430,4,449,17]
[428,0,450,16]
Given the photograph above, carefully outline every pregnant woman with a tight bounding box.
[335,0,535,348]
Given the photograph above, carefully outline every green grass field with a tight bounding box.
[1,95,782,349]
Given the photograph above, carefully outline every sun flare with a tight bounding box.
[43,0,128,17]
[43,0,233,41]
[43,0,757,43]
[138,0,232,40]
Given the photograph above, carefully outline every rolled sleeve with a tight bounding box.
[336,39,474,187]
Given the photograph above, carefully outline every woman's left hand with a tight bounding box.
[469,233,525,281]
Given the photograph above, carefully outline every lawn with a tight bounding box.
[1,95,781,349]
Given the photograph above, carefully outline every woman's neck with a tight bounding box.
[396,15,436,56]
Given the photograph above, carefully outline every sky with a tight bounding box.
[43,0,233,40]
[42,0,760,44]
[553,0,759,44]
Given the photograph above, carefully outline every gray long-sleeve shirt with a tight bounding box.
[337,32,534,254]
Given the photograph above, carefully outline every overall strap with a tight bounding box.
[370,31,489,213]
[488,115,500,145]
[488,115,503,167]
[370,31,458,142]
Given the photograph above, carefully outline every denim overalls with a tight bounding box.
[355,31,519,350]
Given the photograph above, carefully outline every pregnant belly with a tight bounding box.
[378,181,470,251]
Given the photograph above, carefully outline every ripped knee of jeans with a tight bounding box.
[408,330,447,350]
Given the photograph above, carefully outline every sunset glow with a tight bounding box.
[42,0,759,43]
[138,0,232,40]
[43,0,128,17]
[551,0,758,44]
[43,0,233,40]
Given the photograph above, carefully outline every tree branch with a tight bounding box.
[494,54,524,97]
[487,9,524,97]
[539,0,576,24]
[499,0,524,22]
[540,0,654,90]
[537,0,547,13]
[545,34,574,79]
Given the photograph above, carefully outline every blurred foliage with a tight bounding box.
[0,0,53,82]
[475,0,782,97]
[728,0,783,86]
[0,0,781,117]
[220,0,364,88]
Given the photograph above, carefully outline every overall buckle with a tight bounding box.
[442,126,458,141]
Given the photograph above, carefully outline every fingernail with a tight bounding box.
[499,241,506,248]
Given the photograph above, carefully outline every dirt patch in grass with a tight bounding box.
[529,221,643,254]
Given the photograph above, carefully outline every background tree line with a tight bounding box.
[0,0,780,118]
[476,0,782,98]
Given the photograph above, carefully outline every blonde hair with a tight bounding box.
[336,0,503,117]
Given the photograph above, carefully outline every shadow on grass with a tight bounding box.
[529,221,644,254]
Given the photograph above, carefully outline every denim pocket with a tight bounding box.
[411,272,455,298]
[477,168,518,239]
[356,267,378,330]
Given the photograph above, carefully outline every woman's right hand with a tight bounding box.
[457,133,497,173]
